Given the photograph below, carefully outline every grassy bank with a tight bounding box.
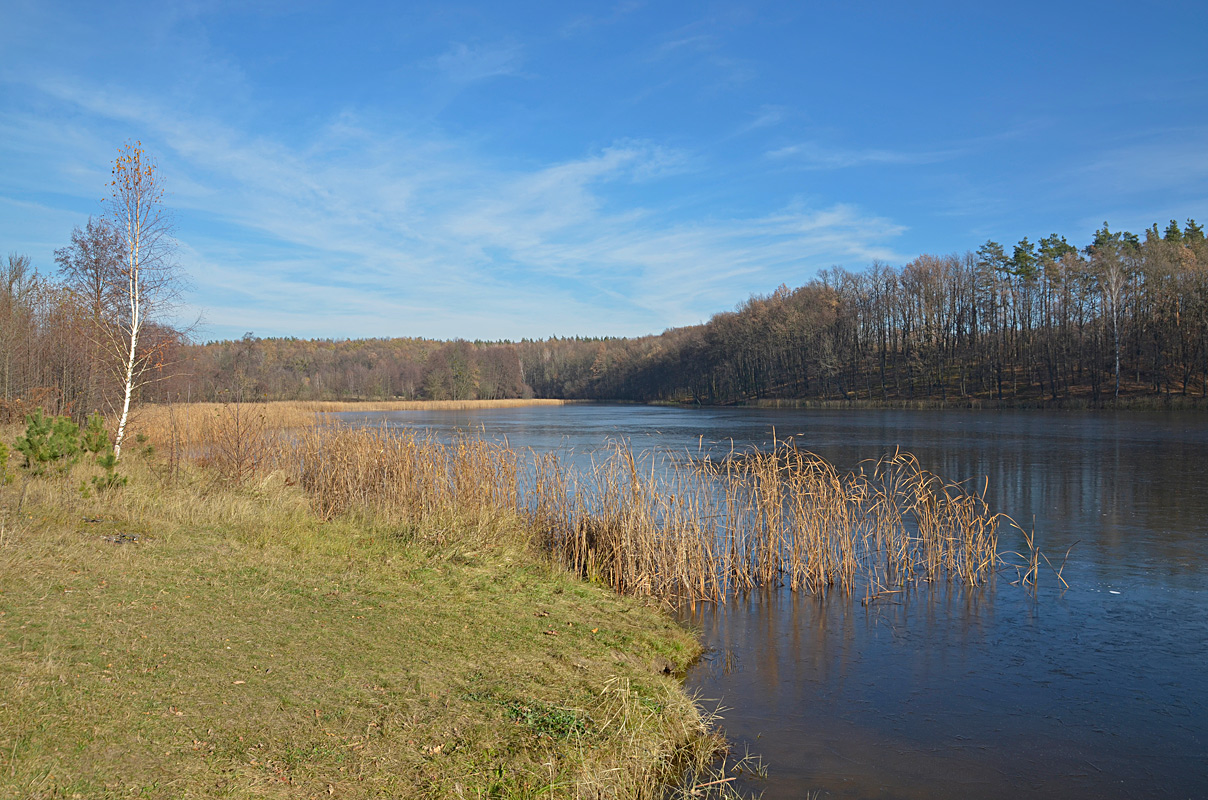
[0,428,727,799]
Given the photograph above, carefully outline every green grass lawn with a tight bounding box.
[0,463,719,799]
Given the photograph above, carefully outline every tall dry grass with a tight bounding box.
[528,442,1001,602]
[132,403,1009,602]
[135,399,569,447]
[294,425,521,548]
[280,421,1006,602]
[133,399,570,477]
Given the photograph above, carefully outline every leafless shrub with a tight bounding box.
[207,401,273,484]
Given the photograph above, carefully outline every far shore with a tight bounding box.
[269,397,580,412]
[650,395,1208,412]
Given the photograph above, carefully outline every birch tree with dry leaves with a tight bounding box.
[106,141,183,459]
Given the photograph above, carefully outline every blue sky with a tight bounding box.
[2,1,1206,342]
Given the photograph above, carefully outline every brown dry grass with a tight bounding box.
[286,421,1006,604]
[121,403,1013,603]
[130,399,572,475]
[530,442,1002,602]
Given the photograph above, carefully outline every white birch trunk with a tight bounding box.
[113,318,139,459]
[113,200,141,460]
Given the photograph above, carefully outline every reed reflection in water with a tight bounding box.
[297,423,1012,603]
[531,441,1009,602]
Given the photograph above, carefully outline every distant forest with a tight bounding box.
[4,218,1208,419]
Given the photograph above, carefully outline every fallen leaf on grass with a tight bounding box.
[233,680,246,685]
[543,629,558,636]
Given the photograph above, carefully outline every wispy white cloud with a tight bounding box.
[767,141,958,169]
[645,22,756,93]
[738,105,786,135]
[5,0,1204,347]
[559,1,645,37]
[1073,129,1208,190]
[653,33,717,57]
[766,120,1057,174]
[431,41,524,83]
[1044,128,1208,239]
[2,72,906,340]
[0,195,96,256]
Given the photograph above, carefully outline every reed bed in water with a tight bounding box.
[535,445,1000,601]
[134,399,570,456]
[292,425,1004,603]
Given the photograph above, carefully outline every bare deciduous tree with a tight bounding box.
[54,217,124,413]
[1,253,39,403]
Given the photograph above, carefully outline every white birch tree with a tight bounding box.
[106,141,180,459]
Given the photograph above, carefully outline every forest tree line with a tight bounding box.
[520,219,1208,405]
[0,216,183,423]
[157,335,529,403]
[4,217,1207,418]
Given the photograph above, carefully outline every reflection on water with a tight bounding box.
[339,405,1208,798]
[682,582,1206,799]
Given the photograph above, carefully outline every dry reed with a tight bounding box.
[281,421,1008,603]
[132,403,1012,602]
[132,399,570,479]
[136,398,568,435]
[294,425,519,532]
[530,442,1003,602]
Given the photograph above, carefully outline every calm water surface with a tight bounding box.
[339,406,1208,799]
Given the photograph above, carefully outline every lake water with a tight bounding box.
[337,405,1208,799]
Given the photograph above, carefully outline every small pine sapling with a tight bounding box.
[81,412,109,454]
[83,413,126,492]
[15,409,82,475]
